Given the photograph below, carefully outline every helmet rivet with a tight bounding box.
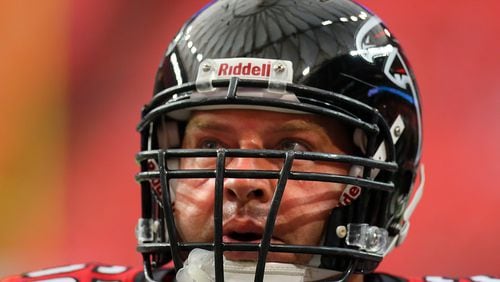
[336,225,347,238]
[274,63,285,73]
[202,63,212,72]
[394,126,402,137]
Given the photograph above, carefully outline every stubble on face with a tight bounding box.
[171,109,352,264]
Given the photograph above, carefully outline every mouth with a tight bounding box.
[222,216,286,246]
[224,232,263,243]
[221,219,296,262]
[223,231,286,245]
[222,232,296,263]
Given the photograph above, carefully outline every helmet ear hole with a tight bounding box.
[389,168,418,220]
[400,168,417,196]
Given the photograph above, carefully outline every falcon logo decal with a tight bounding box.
[354,17,416,94]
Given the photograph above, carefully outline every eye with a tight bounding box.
[199,139,224,149]
[277,140,310,151]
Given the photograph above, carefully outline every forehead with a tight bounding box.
[185,109,350,137]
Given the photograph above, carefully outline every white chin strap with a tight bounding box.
[176,249,341,282]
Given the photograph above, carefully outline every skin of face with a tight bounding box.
[169,109,353,265]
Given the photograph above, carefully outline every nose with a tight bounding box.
[223,156,275,204]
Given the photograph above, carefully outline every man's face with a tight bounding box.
[171,109,352,265]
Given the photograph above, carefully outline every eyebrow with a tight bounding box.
[186,117,230,131]
[277,119,324,133]
[188,115,326,134]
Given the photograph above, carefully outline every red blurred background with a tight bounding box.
[1,0,499,277]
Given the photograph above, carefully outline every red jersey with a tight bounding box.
[2,263,498,282]
[0,263,174,282]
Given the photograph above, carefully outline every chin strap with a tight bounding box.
[398,164,425,246]
[384,164,425,256]
[176,249,343,282]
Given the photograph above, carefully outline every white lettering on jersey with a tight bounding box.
[95,265,128,274]
[471,276,500,282]
[25,264,86,278]
[425,276,455,282]
[36,278,77,282]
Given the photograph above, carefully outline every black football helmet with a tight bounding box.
[135,0,423,281]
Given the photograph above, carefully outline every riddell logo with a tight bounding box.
[218,62,271,77]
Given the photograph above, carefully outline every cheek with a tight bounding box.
[180,156,218,169]
[291,160,350,177]
[277,180,342,244]
[281,178,343,216]
[173,178,215,241]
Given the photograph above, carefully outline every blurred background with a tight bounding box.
[1,0,499,277]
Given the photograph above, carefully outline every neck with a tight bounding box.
[349,274,364,282]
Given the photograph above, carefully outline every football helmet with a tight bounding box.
[135,0,423,281]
